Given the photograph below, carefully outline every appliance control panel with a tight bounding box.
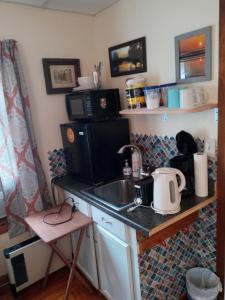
[85,95,93,116]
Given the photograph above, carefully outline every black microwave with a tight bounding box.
[66,89,121,121]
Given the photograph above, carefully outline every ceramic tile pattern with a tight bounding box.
[131,134,217,180]
[139,203,216,299]
[49,134,217,299]
[48,149,67,178]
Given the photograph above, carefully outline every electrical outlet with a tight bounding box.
[204,138,217,157]
[162,113,168,122]
[214,108,218,123]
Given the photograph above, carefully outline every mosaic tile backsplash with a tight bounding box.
[131,133,217,180]
[48,148,67,178]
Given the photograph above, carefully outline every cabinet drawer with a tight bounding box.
[92,206,128,242]
[64,191,89,215]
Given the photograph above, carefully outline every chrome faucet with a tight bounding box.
[117,144,147,177]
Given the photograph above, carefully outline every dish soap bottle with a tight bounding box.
[132,148,140,178]
[122,159,132,177]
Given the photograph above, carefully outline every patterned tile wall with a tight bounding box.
[139,203,216,299]
[48,149,67,178]
[131,134,217,180]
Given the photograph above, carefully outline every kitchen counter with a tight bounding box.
[54,175,216,237]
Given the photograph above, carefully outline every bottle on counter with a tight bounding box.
[122,159,132,177]
[132,149,140,178]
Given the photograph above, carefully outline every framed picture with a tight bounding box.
[175,26,212,83]
[108,37,147,77]
[42,58,81,94]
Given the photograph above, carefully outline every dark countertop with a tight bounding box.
[54,175,216,236]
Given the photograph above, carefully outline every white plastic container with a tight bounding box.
[122,159,132,177]
[77,76,94,89]
[126,77,146,89]
[194,152,208,197]
[132,149,140,178]
[186,268,222,300]
[143,86,160,109]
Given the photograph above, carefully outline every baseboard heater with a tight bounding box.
[4,235,71,295]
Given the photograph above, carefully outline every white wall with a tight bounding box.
[0,3,95,277]
[93,0,219,138]
[0,2,95,182]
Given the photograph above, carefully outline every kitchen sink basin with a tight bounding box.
[82,179,136,211]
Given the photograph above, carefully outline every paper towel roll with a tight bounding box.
[194,153,208,197]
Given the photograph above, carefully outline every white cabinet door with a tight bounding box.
[95,224,134,300]
[64,191,99,289]
[72,225,99,289]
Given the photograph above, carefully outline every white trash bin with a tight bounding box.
[186,267,222,300]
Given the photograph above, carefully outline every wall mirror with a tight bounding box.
[175,26,212,83]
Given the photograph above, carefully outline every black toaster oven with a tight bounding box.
[66,89,121,121]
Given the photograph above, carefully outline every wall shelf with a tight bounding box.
[119,103,217,115]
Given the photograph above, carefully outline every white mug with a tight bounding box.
[179,87,204,109]
[179,88,195,109]
[192,86,205,105]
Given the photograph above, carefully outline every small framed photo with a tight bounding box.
[108,37,147,77]
[42,58,81,94]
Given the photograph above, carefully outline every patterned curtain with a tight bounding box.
[0,40,49,238]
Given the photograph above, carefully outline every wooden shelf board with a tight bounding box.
[119,103,217,115]
[137,211,199,254]
[137,194,216,254]
[149,195,216,237]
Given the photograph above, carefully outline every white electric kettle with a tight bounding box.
[151,167,186,215]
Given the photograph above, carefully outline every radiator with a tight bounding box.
[4,235,71,295]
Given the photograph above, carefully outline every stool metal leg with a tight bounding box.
[64,227,86,300]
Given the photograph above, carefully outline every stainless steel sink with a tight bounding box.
[82,179,136,211]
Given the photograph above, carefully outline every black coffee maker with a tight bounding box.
[169,131,198,196]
